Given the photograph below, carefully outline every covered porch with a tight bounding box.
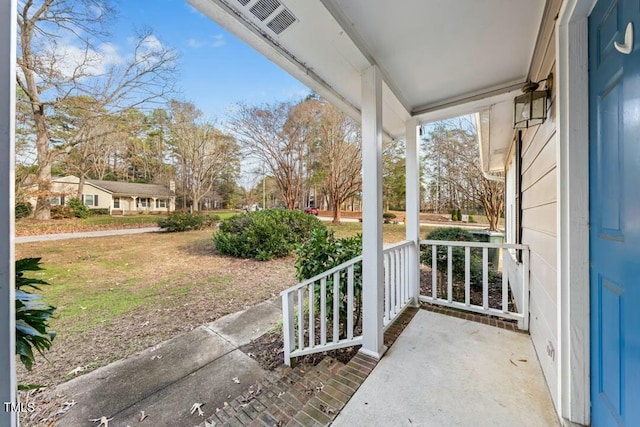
[333,309,558,427]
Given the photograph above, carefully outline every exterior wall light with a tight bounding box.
[513,73,553,129]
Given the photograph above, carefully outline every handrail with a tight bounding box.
[383,240,413,252]
[421,240,529,250]
[280,254,363,295]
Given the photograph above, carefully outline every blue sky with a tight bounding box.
[111,0,311,119]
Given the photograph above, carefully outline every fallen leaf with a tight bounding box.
[89,416,113,427]
[510,359,518,367]
[190,403,205,417]
[232,377,240,384]
[138,411,148,421]
[68,366,86,376]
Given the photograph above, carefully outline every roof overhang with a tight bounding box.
[190,0,545,160]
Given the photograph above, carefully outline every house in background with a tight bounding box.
[27,175,176,215]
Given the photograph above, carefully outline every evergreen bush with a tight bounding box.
[421,227,485,286]
[50,205,75,219]
[213,209,324,260]
[295,228,363,334]
[15,202,33,219]
[67,197,89,219]
[158,211,205,232]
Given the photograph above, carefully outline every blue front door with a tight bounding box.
[589,0,640,425]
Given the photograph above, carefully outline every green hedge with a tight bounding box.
[15,202,33,219]
[421,227,484,285]
[158,211,206,232]
[213,209,325,261]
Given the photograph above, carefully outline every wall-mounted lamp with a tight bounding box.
[513,73,553,129]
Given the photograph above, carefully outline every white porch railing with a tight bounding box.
[281,240,417,366]
[419,240,530,330]
[383,240,415,330]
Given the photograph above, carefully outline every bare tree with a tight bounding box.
[228,101,320,209]
[315,103,361,223]
[17,0,177,219]
[169,101,239,211]
[423,119,504,230]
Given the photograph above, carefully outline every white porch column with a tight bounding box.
[405,119,421,306]
[360,65,386,359]
[1,0,18,425]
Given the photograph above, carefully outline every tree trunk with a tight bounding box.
[332,203,341,223]
[33,113,51,220]
[77,175,86,199]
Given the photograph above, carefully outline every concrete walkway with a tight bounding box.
[333,309,559,427]
[53,298,282,427]
[15,227,161,243]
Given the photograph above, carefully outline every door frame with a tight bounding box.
[556,0,598,425]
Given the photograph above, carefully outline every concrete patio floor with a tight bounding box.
[332,309,559,427]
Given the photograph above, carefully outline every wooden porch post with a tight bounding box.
[1,0,18,424]
[360,65,386,359]
[405,119,421,306]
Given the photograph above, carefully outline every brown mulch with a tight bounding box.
[241,328,361,371]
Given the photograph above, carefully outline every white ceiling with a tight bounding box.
[189,0,546,167]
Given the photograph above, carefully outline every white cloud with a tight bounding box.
[186,34,226,49]
[188,38,206,48]
[42,40,125,79]
[211,34,225,48]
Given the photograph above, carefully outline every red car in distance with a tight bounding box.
[304,207,319,215]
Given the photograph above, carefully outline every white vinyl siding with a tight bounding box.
[510,0,562,408]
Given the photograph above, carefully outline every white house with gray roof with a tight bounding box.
[31,175,175,215]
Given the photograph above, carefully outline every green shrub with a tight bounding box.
[203,213,221,227]
[88,208,110,216]
[382,212,397,219]
[469,215,475,223]
[295,228,363,335]
[50,205,75,219]
[67,197,89,218]
[213,209,324,260]
[456,209,462,222]
[158,211,205,232]
[15,258,56,372]
[450,210,457,221]
[15,202,33,219]
[421,227,484,285]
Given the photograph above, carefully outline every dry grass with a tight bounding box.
[14,221,431,388]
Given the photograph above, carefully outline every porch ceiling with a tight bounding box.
[190,0,544,155]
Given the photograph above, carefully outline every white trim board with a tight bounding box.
[555,0,595,425]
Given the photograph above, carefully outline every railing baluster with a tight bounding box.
[282,292,295,366]
[308,284,315,347]
[483,247,489,310]
[522,248,530,330]
[465,246,471,306]
[384,252,390,323]
[320,277,327,345]
[403,247,408,304]
[297,288,304,350]
[432,244,437,299]
[347,265,354,340]
[390,251,396,315]
[333,271,339,343]
[447,245,453,303]
[395,248,401,311]
[501,252,508,313]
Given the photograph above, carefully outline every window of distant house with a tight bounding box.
[113,197,120,209]
[51,196,64,206]
[156,199,166,208]
[83,194,97,206]
[138,198,148,208]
